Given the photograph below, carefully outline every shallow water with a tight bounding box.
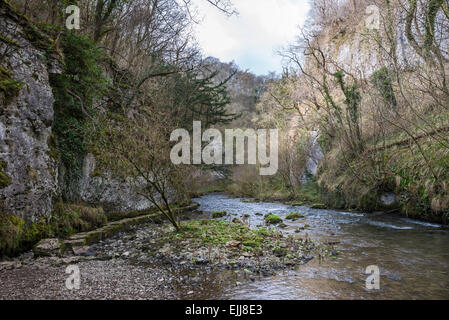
[186,194,449,300]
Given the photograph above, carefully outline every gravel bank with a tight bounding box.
[0,259,178,300]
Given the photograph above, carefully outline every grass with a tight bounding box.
[48,202,107,238]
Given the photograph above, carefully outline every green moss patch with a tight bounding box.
[0,65,23,105]
[161,220,286,251]
[212,211,227,218]
[148,220,335,271]
[0,161,12,189]
[0,213,48,257]
[286,212,305,220]
[264,214,283,225]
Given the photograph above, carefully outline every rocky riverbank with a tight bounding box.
[0,205,333,299]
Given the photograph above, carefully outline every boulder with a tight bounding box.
[33,238,62,257]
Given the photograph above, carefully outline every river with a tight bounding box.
[182,193,449,300]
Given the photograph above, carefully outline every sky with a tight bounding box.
[192,0,310,76]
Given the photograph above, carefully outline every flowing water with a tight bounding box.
[183,193,449,300]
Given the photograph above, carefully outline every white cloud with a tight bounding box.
[192,0,309,75]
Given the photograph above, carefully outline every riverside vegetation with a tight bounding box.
[215,0,449,225]
[0,0,448,290]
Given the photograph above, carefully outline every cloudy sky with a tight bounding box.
[192,0,310,75]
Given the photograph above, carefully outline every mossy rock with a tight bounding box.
[286,212,306,220]
[264,214,283,225]
[33,238,63,257]
[273,247,288,257]
[212,211,227,218]
[310,203,327,209]
[0,213,48,257]
[286,201,304,206]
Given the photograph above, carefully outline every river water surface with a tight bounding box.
[184,194,449,300]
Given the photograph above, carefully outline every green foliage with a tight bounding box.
[0,203,107,257]
[160,69,238,129]
[334,71,362,126]
[48,202,107,238]
[0,65,23,105]
[294,181,323,204]
[0,213,48,257]
[424,0,445,54]
[0,161,12,188]
[50,31,108,196]
[371,67,397,109]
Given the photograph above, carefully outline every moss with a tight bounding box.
[0,161,12,189]
[0,65,23,104]
[0,35,21,47]
[0,213,48,257]
[90,167,103,178]
[46,133,60,160]
[310,203,328,209]
[286,201,304,206]
[165,220,278,250]
[212,211,227,218]
[264,214,283,225]
[286,212,305,220]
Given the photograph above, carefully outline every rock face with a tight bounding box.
[0,3,61,221]
[79,153,154,214]
[301,131,324,185]
[0,2,162,220]
[315,4,415,78]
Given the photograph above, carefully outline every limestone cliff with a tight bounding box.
[0,1,155,220]
[0,2,61,221]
